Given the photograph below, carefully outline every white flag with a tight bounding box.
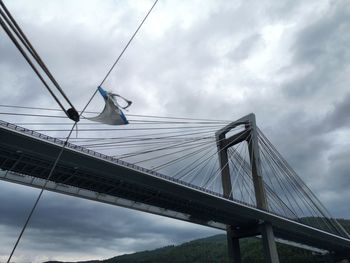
[87,86,129,125]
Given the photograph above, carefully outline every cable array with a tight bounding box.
[257,128,349,238]
[0,105,349,239]
[1,104,349,239]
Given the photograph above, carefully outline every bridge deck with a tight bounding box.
[0,120,350,253]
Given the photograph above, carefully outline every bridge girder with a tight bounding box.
[0,120,350,258]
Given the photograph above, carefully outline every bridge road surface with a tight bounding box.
[0,120,350,255]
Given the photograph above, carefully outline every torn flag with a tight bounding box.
[86,86,129,125]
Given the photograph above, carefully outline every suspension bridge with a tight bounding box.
[0,108,349,263]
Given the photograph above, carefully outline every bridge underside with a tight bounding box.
[0,124,350,256]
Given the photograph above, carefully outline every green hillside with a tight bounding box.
[45,219,350,263]
[102,235,317,263]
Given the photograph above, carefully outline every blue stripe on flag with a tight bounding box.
[98,86,108,100]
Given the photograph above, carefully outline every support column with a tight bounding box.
[216,133,241,263]
[227,225,242,263]
[261,223,280,263]
[246,114,267,209]
[247,114,279,263]
[217,133,233,199]
[216,113,280,263]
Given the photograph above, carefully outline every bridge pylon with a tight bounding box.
[216,113,279,263]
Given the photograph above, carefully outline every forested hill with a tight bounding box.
[45,218,350,263]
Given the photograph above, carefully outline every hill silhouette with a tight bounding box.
[44,218,350,263]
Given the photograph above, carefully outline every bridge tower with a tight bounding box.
[216,113,279,263]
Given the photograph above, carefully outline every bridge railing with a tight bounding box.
[0,120,265,212]
[4,120,350,243]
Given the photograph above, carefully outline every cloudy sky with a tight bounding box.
[0,0,350,262]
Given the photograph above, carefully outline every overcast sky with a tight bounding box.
[0,0,350,262]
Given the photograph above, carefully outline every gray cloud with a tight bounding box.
[228,33,261,61]
[283,0,350,98]
[321,93,350,131]
[1,0,350,262]
[327,150,350,190]
[0,181,218,262]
